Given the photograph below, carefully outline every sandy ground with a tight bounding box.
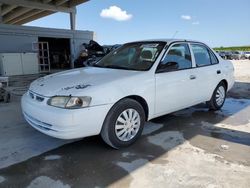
[0,60,249,187]
[228,60,250,99]
[231,60,250,82]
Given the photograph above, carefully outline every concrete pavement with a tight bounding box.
[0,60,249,187]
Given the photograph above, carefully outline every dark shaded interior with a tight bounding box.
[38,37,71,70]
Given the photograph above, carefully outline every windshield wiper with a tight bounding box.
[92,64,127,70]
[93,64,140,71]
[104,65,137,70]
[92,64,105,68]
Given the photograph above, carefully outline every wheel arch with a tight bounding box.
[100,95,149,148]
[220,79,228,91]
[208,79,228,102]
[121,95,149,121]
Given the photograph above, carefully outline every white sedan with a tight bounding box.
[21,39,234,148]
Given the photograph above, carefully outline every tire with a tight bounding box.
[207,82,226,111]
[101,98,145,149]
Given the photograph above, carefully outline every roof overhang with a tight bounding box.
[0,0,89,25]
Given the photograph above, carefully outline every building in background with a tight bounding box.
[0,0,93,76]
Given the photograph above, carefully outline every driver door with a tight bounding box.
[154,43,197,116]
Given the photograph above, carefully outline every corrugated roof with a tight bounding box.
[0,0,89,25]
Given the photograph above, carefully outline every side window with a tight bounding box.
[157,43,192,73]
[191,44,212,67]
[209,51,219,64]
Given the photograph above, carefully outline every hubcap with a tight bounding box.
[215,86,225,106]
[115,109,141,142]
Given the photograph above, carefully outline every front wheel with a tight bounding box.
[101,98,145,149]
[207,83,226,111]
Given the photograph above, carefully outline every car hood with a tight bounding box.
[29,67,140,97]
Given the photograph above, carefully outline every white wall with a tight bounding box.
[0,24,94,68]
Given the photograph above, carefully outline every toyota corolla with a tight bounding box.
[21,39,234,148]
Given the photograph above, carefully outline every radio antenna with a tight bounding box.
[172,31,179,39]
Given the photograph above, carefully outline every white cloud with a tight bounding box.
[181,15,192,20]
[100,6,133,21]
[192,21,200,25]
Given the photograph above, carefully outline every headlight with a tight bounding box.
[47,96,91,109]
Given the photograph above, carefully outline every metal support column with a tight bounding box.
[70,7,76,30]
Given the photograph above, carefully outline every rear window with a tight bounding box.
[209,51,219,64]
[191,44,211,67]
[191,44,218,67]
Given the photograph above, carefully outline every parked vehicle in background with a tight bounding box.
[231,51,244,60]
[21,39,235,148]
[224,51,233,60]
[218,51,226,59]
[244,51,250,59]
[74,40,121,68]
[217,51,235,60]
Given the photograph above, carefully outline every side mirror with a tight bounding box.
[156,61,179,73]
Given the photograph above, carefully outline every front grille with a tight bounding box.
[29,91,45,102]
[36,96,44,102]
[29,92,34,99]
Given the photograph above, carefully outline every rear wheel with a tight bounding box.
[101,98,145,149]
[207,83,226,111]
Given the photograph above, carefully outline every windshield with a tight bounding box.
[95,42,166,71]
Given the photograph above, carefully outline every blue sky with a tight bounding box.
[26,0,250,47]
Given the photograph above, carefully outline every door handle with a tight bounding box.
[190,75,196,80]
[217,70,221,74]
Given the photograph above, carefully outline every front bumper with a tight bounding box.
[21,92,113,139]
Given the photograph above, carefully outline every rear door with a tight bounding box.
[189,43,222,102]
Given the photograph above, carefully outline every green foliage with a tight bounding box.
[214,46,250,51]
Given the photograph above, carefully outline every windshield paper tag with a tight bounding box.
[140,44,159,48]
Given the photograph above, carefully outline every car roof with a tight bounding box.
[128,39,202,44]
